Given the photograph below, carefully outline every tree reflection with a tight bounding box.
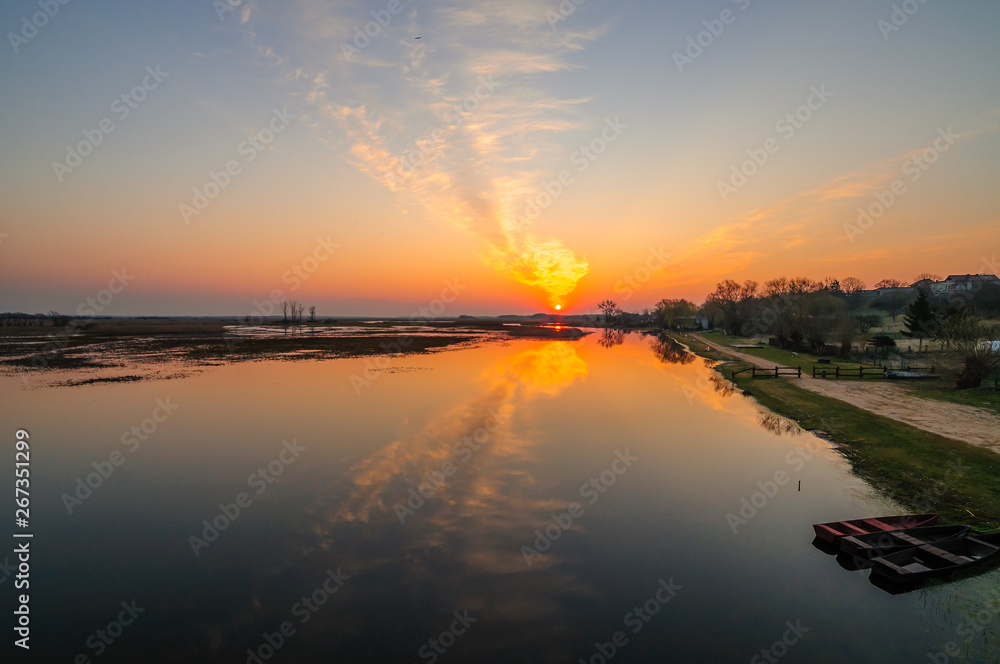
[756,411,802,436]
[598,328,626,348]
[650,334,695,365]
[708,373,734,397]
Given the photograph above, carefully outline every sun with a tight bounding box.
[555,304,562,310]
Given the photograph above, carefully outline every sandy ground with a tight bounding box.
[692,334,1000,453]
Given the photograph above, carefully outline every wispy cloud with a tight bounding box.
[231,0,606,306]
[661,116,999,286]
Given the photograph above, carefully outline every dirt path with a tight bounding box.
[691,334,1000,453]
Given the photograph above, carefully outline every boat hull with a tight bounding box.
[812,514,939,543]
[871,532,1000,582]
[839,525,970,558]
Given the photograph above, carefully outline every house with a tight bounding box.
[933,274,1000,294]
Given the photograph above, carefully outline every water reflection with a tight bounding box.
[756,411,802,437]
[332,341,588,526]
[597,328,626,348]
[649,334,695,365]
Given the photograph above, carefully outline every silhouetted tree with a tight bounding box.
[902,289,935,351]
[598,300,620,324]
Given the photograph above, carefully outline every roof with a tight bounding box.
[944,274,1000,283]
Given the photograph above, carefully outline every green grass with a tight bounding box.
[702,354,1000,529]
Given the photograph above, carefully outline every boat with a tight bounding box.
[871,532,1000,582]
[885,371,935,380]
[838,525,970,558]
[812,514,938,543]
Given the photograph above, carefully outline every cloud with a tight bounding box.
[231,0,605,306]
[660,117,999,288]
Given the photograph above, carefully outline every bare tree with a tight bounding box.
[914,272,942,283]
[840,277,866,294]
[705,279,759,336]
[874,278,906,289]
[598,300,620,324]
[944,314,1000,389]
[281,301,289,323]
[308,306,316,323]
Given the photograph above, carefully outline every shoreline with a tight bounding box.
[670,332,1000,530]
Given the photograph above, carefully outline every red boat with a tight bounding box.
[812,514,939,543]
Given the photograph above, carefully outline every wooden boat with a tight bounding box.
[839,525,970,558]
[871,532,1000,581]
[812,514,938,543]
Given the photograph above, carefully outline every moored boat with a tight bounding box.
[839,525,970,558]
[871,532,1000,582]
[812,514,938,543]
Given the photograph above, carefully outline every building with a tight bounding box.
[930,274,1000,295]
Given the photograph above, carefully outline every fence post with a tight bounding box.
[835,366,840,378]
[775,366,779,378]
[797,366,801,377]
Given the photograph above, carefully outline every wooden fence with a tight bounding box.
[732,366,801,380]
[812,365,936,378]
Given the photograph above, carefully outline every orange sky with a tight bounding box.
[1,2,998,315]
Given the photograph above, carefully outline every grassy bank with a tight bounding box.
[700,331,1000,415]
[674,333,1000,530]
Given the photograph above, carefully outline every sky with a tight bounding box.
[1,0,998,316]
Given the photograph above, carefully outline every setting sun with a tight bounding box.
[555,305,562,310]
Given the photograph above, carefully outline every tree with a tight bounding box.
[705,279,759,336]
[598,300,620,324]
[902,289,935,350]
[281,301,289,323]
[854,314,880,334]
[655,298,698,330]
[874,278,906,289]
[943,315,1000,389]
[914,272,942,283]
[870,334,896,355]
[763,277,789,298]
[840,277,866,294]
[309,306,316,323]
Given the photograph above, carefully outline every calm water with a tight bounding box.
[2,331,998,662]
